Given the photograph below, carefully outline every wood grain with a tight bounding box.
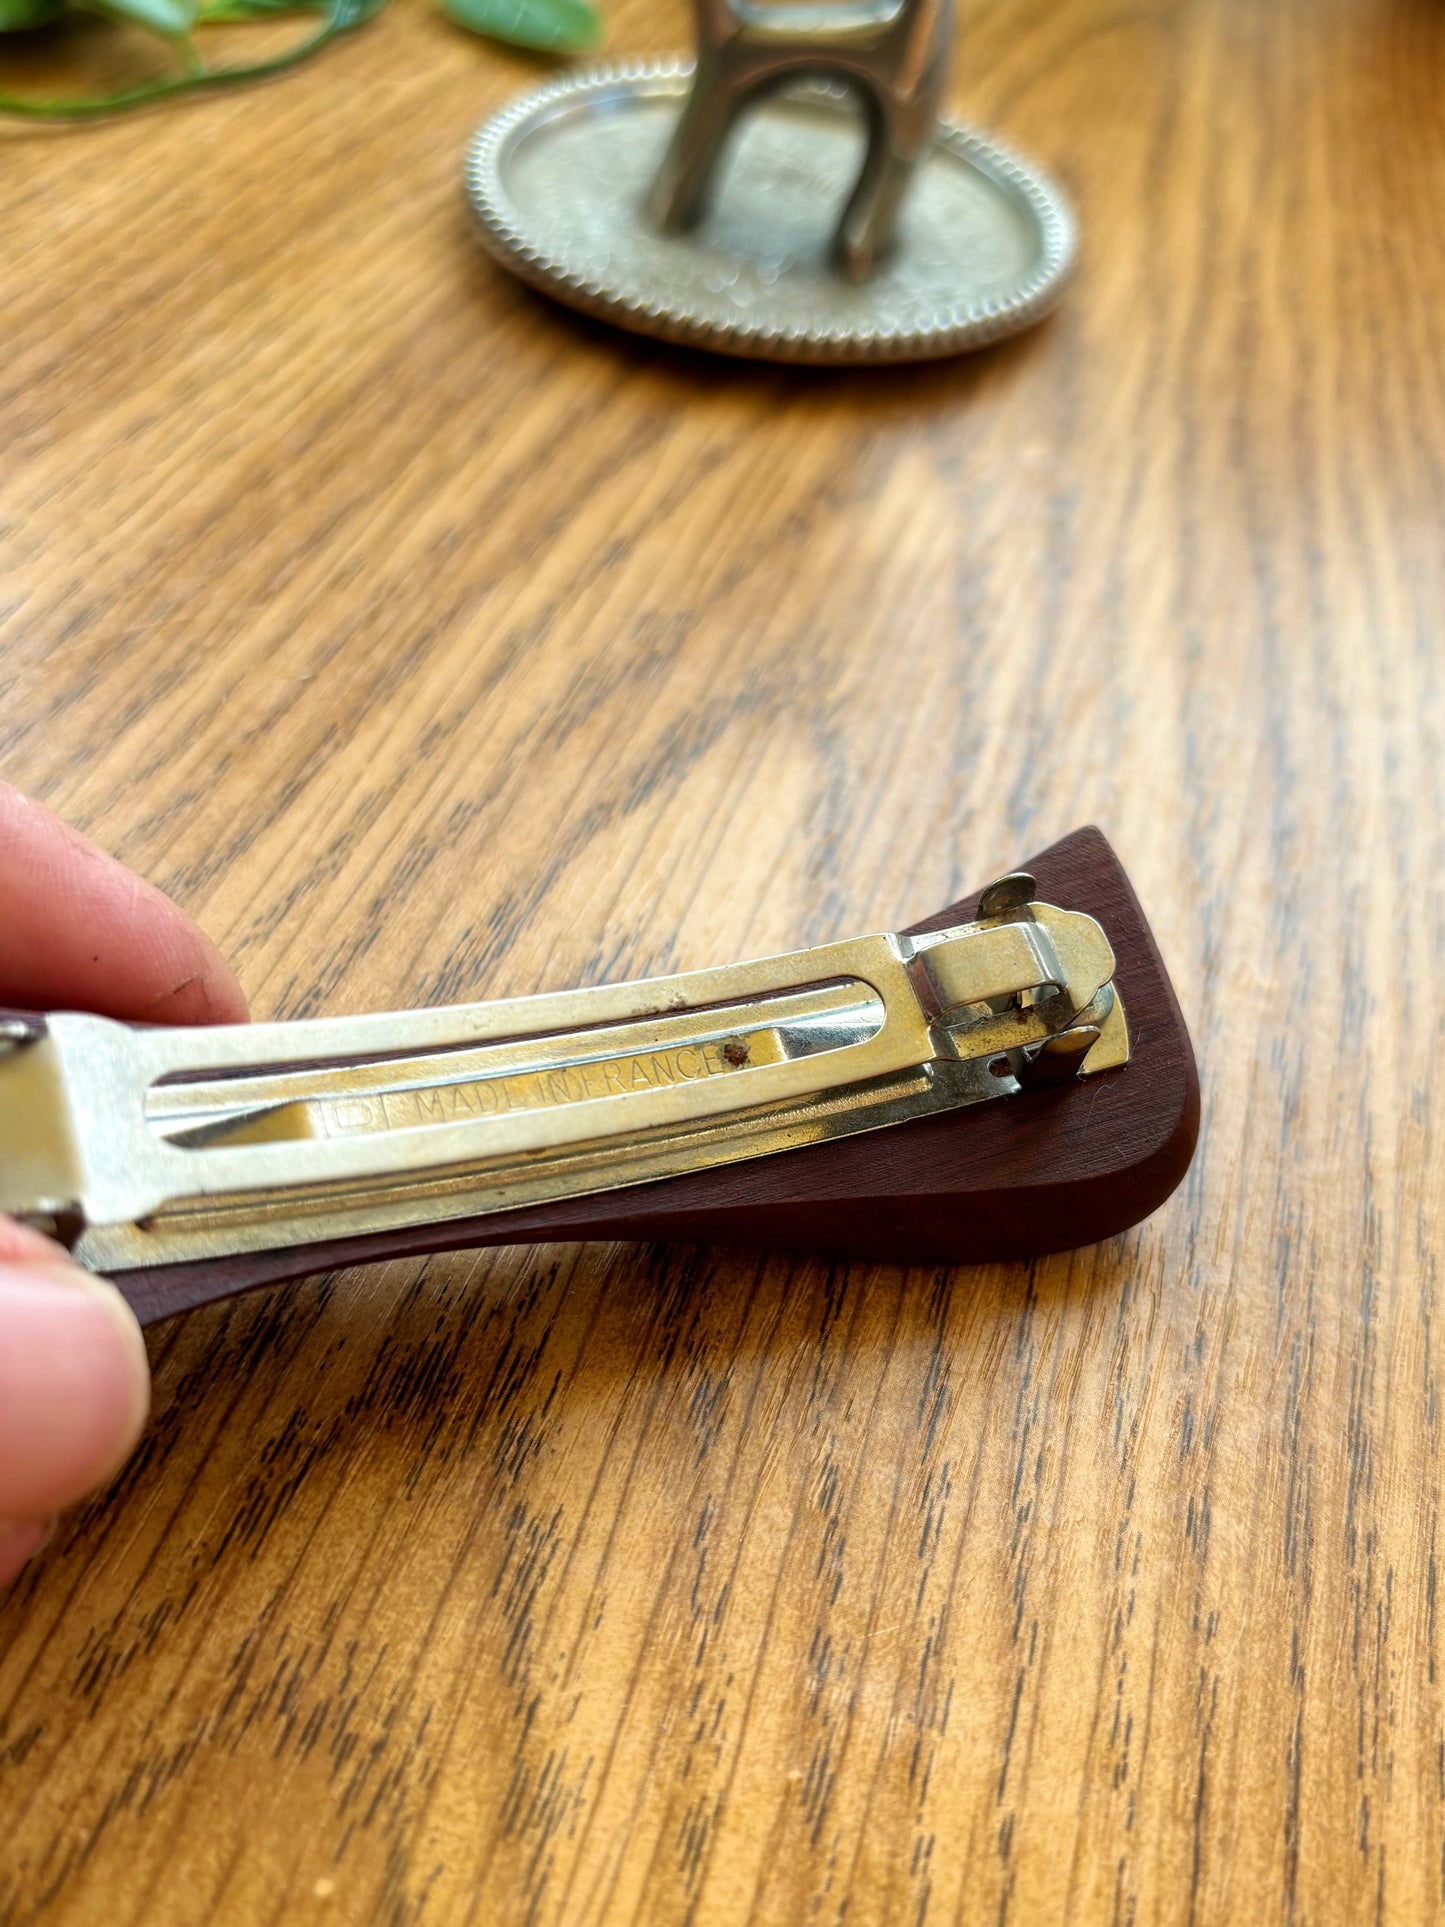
[1,0,1443,1920]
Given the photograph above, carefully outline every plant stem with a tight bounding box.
[0,0,367,118]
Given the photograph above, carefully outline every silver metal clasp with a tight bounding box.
[0,874,1127,1275]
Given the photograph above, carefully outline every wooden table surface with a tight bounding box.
[4,0,1444,1919]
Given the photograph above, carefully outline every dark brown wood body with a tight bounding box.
[103,827,1198,1326]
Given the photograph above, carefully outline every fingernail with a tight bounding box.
[0,1516,54,1588]
[0,1263,150,1519]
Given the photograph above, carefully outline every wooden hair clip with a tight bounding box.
[0,827,1197,1328]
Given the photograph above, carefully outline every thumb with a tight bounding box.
[0,1219,150,1587]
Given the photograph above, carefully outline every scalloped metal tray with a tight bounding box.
[465,62,1076,365]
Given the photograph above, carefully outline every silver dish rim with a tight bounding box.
[463,59,1077,365]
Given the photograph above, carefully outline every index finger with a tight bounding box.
[0,783,248,1025]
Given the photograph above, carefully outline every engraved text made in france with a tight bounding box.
[315,1032,779,1138]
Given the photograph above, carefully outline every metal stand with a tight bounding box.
[649,0,952,284]
[465,9,1075,364]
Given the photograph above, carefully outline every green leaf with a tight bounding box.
[0,0,63,30]
[443,0,599,53]
[83,0,198,36]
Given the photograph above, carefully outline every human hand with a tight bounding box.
[0,782,247,1586]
